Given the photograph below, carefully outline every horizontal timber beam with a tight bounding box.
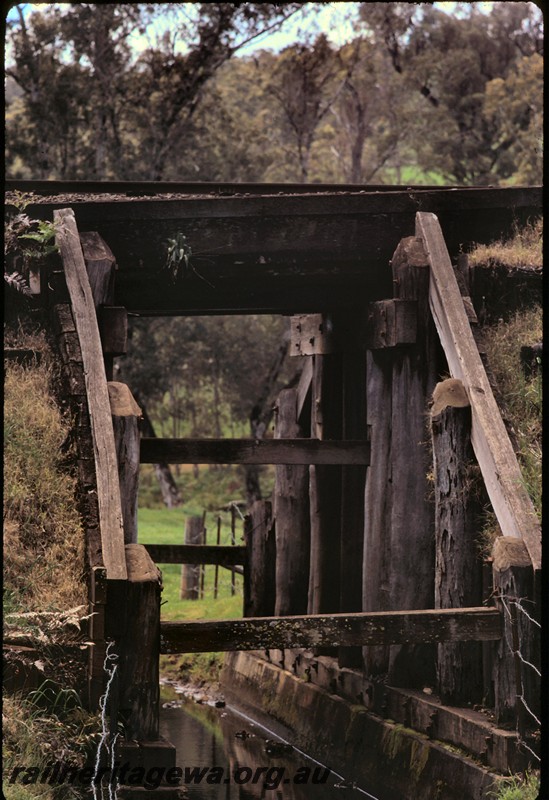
[143,544,245,566]
[160,607,502,654]
[140,438,370,466]
[12,185,540,315]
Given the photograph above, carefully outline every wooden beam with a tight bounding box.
[290,314,336,356]
[416,212,541,572]
[364,299,417,349]
[54,208,127,580]
[143,544,245,566]
[159,607,502,654]
[140,438,370,466]
[20,187,540,315]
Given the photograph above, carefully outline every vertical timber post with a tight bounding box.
[109,382,141,544]
[492,537,539,734]
[431,378,483,704]
[362,348,393,675]
[389,236,438,687]
[244,500,276,618]
[308,353,343,618]
[273,387,310,616]
[339,338,367,669]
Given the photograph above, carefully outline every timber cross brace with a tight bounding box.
[20,181,540,787]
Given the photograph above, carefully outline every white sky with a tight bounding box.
[5,2,527,60]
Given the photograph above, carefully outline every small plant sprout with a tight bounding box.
[164,232,215,288]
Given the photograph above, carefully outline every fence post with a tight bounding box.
[431,378,483,704]
[180,516,205,600]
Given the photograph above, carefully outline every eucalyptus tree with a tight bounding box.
[267,34,347,182]
[357,1,544,185]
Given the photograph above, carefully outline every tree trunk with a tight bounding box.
[245,338,289,506]
[136,395,182,508]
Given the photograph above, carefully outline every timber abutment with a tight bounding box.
[6,182,541,800]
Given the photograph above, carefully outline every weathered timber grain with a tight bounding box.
[492,537,539,729]
[54,208,126,580]
[140,437,370,465]
[79,231,116,308]
[20,186,540,314]
[431,382,483,704]
[144,544,245,566]
[296,358,313,424]
[113,545,162,740]
[244,500,276,618]
[291,314,336,356]
[365,299,417,349]
[273,388,310,616]
[308,354,343,617]
[339,342,367,669]
[159,607,501,654]
[388,236,438,688]
[98,306,128,356]
[417,212,541,573]
[180,517,204,600]
[109,382,141,545]
[362,348,393,675]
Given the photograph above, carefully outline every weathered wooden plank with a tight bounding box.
[388,236,438,688]
[290,314,336,356]
[109,382,141,546]
[273,388,310,616]
[112,545,162,740]
[362,348,393,676]
[160,607,502,654]
[296,358,313,423]
[143,544,245,566]
[54,207,127,580]
[140,437,370,465]
[339,343,367,669]
[308,354,343,618]
[98,306,128,356]
[364,299,417,349]
[79,231,116,308]
[416,212,541,572]
[244,500,276,618]
[431,380,483,705]
[492,537,539,729]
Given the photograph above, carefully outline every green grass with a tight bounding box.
[138,505,244,622]
[469,217,542,269]
[488,772,540,800]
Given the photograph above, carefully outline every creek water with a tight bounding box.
[159,683,381,800]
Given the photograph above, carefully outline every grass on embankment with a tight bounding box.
[469,217,542,270]
[468,216,542,530]
[4,331,86,612]
[3,327,99,799]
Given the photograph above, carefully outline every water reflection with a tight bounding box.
[160,692,380,800]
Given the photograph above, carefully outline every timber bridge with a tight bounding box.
[5,181,541,799]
